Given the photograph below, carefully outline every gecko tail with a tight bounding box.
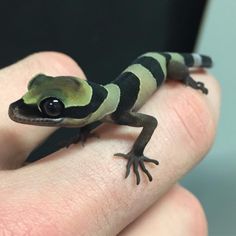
[180,53,213,68]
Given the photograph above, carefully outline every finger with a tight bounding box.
[0,73,220,235]
[119,185,208,236]
[0,52,85,168]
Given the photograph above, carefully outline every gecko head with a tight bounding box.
[8,74,93,127]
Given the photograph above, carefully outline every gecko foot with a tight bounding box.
[67,131,99,147]
[114,152,159,185]
[74,131,99,147]
[184,76,208,94]
[58,131,99,149]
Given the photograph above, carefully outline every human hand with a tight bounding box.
[0,52,220,235]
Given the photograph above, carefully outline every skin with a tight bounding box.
[0,52,220,235]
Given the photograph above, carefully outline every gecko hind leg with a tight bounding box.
[167,60,208,94]
[183,76,208,94]
[71,121,102,146]
[58,121,102,149]
[70,121,101,147]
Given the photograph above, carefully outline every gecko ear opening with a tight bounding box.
[39,97,65,118]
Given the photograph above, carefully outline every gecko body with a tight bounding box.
[9,52,212,184]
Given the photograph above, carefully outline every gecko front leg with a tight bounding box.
[112,112,159,185]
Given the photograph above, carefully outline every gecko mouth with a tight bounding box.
[8,99,63,126]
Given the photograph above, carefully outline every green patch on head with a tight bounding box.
[23,74,92,107]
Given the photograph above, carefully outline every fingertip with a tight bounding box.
[202,74,221,124]
[157,72,220,156]
[23,51,86,78]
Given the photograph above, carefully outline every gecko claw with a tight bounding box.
[196,82,208,94]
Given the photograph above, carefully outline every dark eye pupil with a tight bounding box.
[40,97,64,117]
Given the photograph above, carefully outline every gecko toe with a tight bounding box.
[133,160,140,185]
[142,157,159,165]
[114,153,129,159]
[139,161,153,182]
[125,157,133,178]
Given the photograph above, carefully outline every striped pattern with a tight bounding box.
[86,83,120,123]
[123,64,158,111]
[132,56,165,85]
[110,52,212,115]
[161,52,212,68]
[113,72,140,114]
[57,52,212,120]
[112,52,168,114]
[64,81,108,119]
[10,52,212,128]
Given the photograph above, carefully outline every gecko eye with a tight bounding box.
[39,97,64,117]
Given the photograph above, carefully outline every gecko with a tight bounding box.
[8,52,212,185]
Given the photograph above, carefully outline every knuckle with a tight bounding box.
[172,186,208,236]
